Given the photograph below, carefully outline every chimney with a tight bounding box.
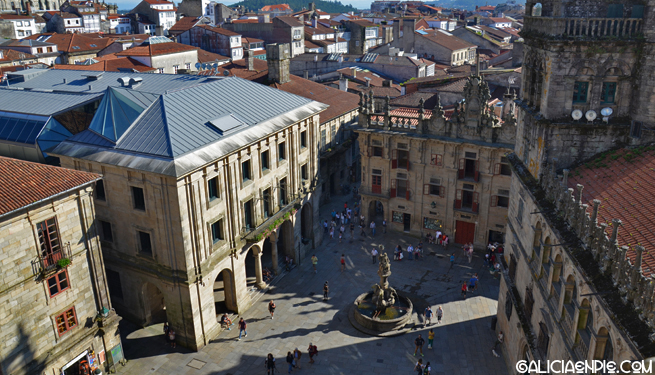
[311,14,317,28]
[309,2,315,11]
[366,79,370,87]
[266,43,290,84]
[303,70,308,79]
[26,2,31,15]
[351,67,356,78]
[245,49,254,71]
[339,73,347,91]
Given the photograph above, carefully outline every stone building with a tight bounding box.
[495,0,655,371]
[354,68,517,246]
[48,63,325,350]
[0,156,121,375]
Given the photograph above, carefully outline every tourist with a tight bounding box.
[442,235,449,248]
[237,317,247,340]
[436,306,443,324]
[469,273,478,293]
[424,361,432,375]
[329,226,334,240]
[382,219,387,233]
[427,329,434,349]
[415,242,422,260]
[168,327,176,348]
[371,247,378,264]
[308,343,318,364]
[338,231,343,244]
[407,244,414,260]
[427,233,434,244]
[350,222,355,239]
[265,353,276,375]
[340,254,346,272]
[435,230,442,245]
[484,252,490,267]
[286,351,294,374]
[370,220,376,236]
[311,254,318,273]
[335,212,341,226]
[323,281,329,301]
[461,282,468,299]
[163,321,169,340]
[414,359,424,375]
[268,300,276,319]
[467,245,473,264]
[424,306,433,326]
[331,219,336,229]
[449,253,455,269]
[323,220,328,235]
[263,267,273,282]
[492,330,504,352]
[360,221,366,237]
[293,348,302,369]
[414,334,425,356]
[220,313,232,330]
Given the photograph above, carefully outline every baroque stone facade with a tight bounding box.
[355,72,517,246]
[0,162,121,375]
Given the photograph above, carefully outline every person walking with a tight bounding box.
[308,343,318,364]
[340,254,346,272]
[414,334,425,356]
[268,300,276,319]
[469,273,479,293]
[449,253,455,269]
[461,282,468,299]
[311,254,318,274]
[163,322,170,344]
[265,354,276,375]
[370,221,376,236]
[427,329,434,349]
[323,281,329,301]
[382,219,387,234]
[423,361,432,375]
[168,327,176,348]
[329,226,334,240]
[436,306,443,324]
[237,317,247,340]
[424,306,433,327]
[371,247,378,264]
[407,244,414,260]
[414,359,423,375]
[323,220,328,235]
[335,212,341,226]
[338,230,343,244]
[359,221,366,237]
[492,331,504,353]
[349,222,355,239]
[286,351,294,374]
[293,348,302,369]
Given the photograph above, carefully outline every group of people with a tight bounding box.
[392,242,424,261]
[264,344,318,374]
[461,273,479,298]
[485,242,504,274]
[426,230,450,248]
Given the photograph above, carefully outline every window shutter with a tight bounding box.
[491,195,498,207]
[473,192,479,213]
[439,186,445,198]
[406,180,410,200]
[474,160,480,182]
[436,154,443,166]
[423,184,430,195]
[391,149,398,169]
[458,158,464,179]
[390,179,396,198]
[455,189,462,209]
[494,163,500,175]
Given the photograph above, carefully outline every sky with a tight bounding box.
[117,0,377,12]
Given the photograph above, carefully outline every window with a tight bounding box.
[371,174,382,194]
[106,269,123,300]
[300,130,307,148]
[371,146,383,157]
[37,47,43,53]
[498,157,512,176]
[320,129,326,150]
[631,121,642,139]
[425,178,444,197]
[47,270,70,297]
[459,158,478,180]
[505,291,513,319]
[173,65,179,74]
[208,176,219,200]
[261,150,269,170]
[524,287,534,324]
[430,154,443,166]
[95,179,106,201]
[394,178,409,200]
[185,63,190,69]
[55,307,78,336]
[278,142,286,161]
[516,199,525,226]
[131,187,145,210]
[392,149,409,169]
[263,188,272,218]
[242,160,251,181]
[301,164,308,180]
[137,231,152,255]
[279,177,287,205]
[244,199,254,229]
[492,189,510,208]
[37,217,61,266]
[572,81,589,103]
[211,219,224,243]
[99,220,113,242]
[47,47,53,52]
[601,82,616,104]
[18,30,24,36]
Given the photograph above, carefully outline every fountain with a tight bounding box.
[349,252,413,336]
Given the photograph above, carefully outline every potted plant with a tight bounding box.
[56,258,71,269]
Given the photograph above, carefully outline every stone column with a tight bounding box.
[255,252,266,289]
[271,236,279,275]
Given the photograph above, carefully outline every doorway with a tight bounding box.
[368,200,384,222]
[403,213,411,232]
[244,248,257,289]
[330,172,336,195]
[143,282,166,326]
[214,268,237,315]
[455,220,475,244]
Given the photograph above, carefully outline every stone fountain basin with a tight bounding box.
[349,292,414,337]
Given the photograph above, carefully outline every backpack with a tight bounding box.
[424,366,430,374]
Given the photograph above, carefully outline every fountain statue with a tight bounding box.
[349,251,413,336]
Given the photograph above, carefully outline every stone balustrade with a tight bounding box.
[524,16,643,39]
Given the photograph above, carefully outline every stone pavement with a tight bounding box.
[115,195,508,375]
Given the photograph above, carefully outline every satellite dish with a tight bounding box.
[201,63,207,70]
[212,63,218,69]
[223,70,230,76]
[571,109,583,120]
[195,62,201,69]
[585,110,597,122]
[601,107,613,117]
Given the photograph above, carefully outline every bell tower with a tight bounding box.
[516,0,655,177]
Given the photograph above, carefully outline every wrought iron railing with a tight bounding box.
[39,242,71,273]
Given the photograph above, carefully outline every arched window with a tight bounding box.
[505,291,513,320]
[542,236,551,264]
[537,322,550,357]
[524,286,535,323]
[574,299,592,359]
[532,222,542,258]
[532,3,542,16]
[564,274,576,304]
[509,253,518,282]
[601,68,621,105]
[593,327,613,363]
[551,253,563,298]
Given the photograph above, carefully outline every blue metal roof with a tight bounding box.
[0,114,46,144]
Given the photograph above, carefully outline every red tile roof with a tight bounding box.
[195,24,240,36]
[488,17,512,23]
[261,4,291,11]
[0,14,34,20]
[169,16,201,33]
[0,156,99,217]
[117,42,198,57]
[143,0,173,4]
[53,56,155,72]
[420,30,475,51]
[196,49,230,63]
[25,33,111,53]
[231,19,259,23]
[568,147,655,276]
[0,49,37,63]
[222,58,269,81]
[478,5,496,11]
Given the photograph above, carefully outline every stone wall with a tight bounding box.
[0,185,121,375]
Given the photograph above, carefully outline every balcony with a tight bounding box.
[523,16,643,39]
[38,242,72,274]
[360,186,389,199]
[574,329,591,361]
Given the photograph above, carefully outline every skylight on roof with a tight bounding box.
[90,44,97,47]
[72,46,80,49]
[207,114,246,136]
